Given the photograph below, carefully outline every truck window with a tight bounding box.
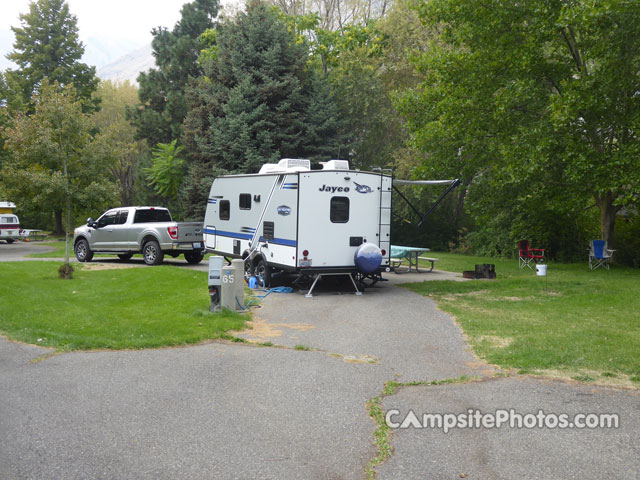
[98,212,118,228]
[117,210,129,225]
[239,193,251,210]
[133,209,172,223]
[330,197,349,223]
[219,200,230,220]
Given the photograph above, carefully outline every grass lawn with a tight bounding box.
[407,253,640,384]
[0,262,246,350]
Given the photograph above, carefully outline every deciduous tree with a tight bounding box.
[1,82,117,249]
[399,0,640,249]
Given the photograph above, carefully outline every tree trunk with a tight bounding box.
[454,177,473,225]
[54,210,64,235]
[596,193,618,249]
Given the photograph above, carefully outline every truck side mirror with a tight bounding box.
[87,217,95,228]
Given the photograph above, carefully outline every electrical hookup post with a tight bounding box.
[208,257,245,312]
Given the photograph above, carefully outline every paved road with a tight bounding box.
[0,240,205,268]
[1,245,638,479]
[379,377,640,479]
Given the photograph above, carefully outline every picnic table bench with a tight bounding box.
[390,245,438,273]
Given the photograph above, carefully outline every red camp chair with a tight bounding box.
[518,240,545,270]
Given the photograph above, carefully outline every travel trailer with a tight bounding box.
[203,159,392,284]
[0,202,20,244]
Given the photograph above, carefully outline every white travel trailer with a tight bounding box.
[203,159,392,284]
[0,202,20,244]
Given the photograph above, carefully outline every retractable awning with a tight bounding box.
[393,178,461,227]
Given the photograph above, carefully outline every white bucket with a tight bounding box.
[536,264,547,276]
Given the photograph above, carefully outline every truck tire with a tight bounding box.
[254,258,271,287]
[117,253,133,261]
[184,251,204,264]
[142,240,164,265]
[6,239,14,244]
[75,239,94,262]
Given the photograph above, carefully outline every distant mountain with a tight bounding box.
[83,36,143,70]
[97,44,155,84]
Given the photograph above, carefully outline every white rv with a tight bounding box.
[203,159,392,284]
[0,202,20,244]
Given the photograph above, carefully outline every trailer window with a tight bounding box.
[330,197,350,223]
[239,194,251,210]
[219,200,230,220]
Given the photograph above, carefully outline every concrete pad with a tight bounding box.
[240,279,484,382]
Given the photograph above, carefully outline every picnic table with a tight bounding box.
[390,245,437,273]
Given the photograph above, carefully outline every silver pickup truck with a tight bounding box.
[73,206,204,265]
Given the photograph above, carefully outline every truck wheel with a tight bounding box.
[117,253,133,261]
[75,239,93,262]
[142,240,164,265]
[254,258,271,287]
[6,239,14,244]
[184,251,204,264]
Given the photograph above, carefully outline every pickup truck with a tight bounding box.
[73,206,204,265]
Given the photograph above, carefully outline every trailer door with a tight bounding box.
[297,171,382,269]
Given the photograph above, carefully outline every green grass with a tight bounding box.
[0,262,247,350]
[407,252,640,380]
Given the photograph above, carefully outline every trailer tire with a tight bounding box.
[254,258,271,287]
[6,239,14,244]
[184,251,204,264]
[244,259,254,276]
[142,240,164,265]
[75,238,93,262]
[117,253,133,261]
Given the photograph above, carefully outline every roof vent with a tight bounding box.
[320,160,350,171]
[258,158,311,174]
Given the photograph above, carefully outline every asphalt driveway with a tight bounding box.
[1,246,638,479]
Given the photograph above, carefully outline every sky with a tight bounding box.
[0,0,235,71]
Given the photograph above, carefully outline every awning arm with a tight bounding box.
[393,179,458,186]
[392,178,461,227]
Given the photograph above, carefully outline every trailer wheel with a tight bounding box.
[6,239,14,244]
[244,259,254,276]
[142,240,164,265]
[74,239,93,262]
[254,258,271,287]
[184,251,204,264]
[117,253,133,261]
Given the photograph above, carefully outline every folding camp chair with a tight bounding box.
[518,240,545,270]
[589,240,614,270]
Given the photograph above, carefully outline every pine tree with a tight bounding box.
[182,0,346,217]
[131,0,219,147]
[5,0,99,112]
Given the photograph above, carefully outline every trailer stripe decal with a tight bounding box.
[259,236,297,247]
[207,199,217,204]
[203,228,296,247]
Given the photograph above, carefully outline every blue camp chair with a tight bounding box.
[589,240,614,270]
